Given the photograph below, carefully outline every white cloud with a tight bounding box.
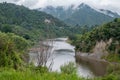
[0,0,120,14]
[22,0,39,8]
[0,0,19,3]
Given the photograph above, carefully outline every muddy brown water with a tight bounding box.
[75,53,109,76]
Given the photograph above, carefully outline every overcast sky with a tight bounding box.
[0,0,120,14]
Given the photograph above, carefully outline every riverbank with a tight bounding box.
[75,52,109,76]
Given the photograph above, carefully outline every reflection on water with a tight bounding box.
[77,64,94,78]
[47,51,75,72]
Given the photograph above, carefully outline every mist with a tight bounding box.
[0,0,120,14]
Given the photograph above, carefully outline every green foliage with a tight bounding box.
[33,66,48,73]
[68,25,96,35]
[0,3,100,42]
[72,18,120,53]
[0,3,71,42]
[0,67,119,80]
[95,74,120,80]
[107,63,120,75]
[0,68,84,80]
[0,32,30,69]
[60,62,77,74]
[103,54,120,62]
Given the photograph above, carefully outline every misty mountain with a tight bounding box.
[98,9,120,18]
[39,3,120,26]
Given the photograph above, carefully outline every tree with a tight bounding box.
[0,32,30,69]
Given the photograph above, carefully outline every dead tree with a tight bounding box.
[36,40,53,67]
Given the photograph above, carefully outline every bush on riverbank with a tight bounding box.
[94,63,120,80]
[0,32,30,69]
[102,54,120,62]
[60,62,77,74]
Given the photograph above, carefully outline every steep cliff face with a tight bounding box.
[91,39,112,58]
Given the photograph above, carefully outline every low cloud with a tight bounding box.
[0,0,120,14]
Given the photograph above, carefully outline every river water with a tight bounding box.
[29,38,95,78]
[47,38,95,78]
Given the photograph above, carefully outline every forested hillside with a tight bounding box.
[71,18,120,55]
[0,2,70,41]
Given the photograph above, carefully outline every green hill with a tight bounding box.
[0,2,70,41]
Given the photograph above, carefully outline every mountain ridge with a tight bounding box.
[39,3,120,26]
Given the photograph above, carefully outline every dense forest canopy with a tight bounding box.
[71,18,120,55]
[0,2,71,41]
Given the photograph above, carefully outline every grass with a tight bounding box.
[102,54,120,62]
[0,69,84,80]
[0,62,120,80]
[0,62,84,80]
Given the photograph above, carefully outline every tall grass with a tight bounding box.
[0,62,84,80]
[0,62,119,80]
[0,69,84,80]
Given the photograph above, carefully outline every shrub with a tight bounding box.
[60,62,76,74]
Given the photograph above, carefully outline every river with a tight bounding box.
[29,38,108,78]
